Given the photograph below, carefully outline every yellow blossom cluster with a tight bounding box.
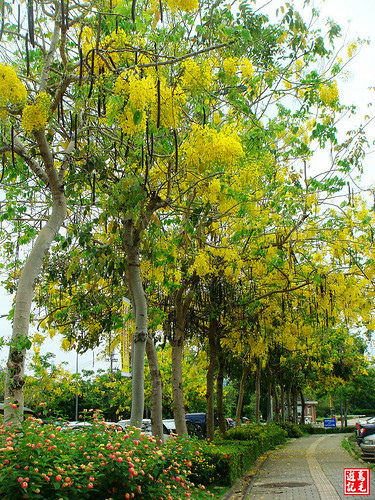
[81,27,151,75]
[240,58,254,79]
[181,59,215,91]
[0,64,27,119]
[165,0,198,12]
[183,124,244,171]
[112,71,155,134]
[80,26,106,73]
[222,57,254,80]
[111,71,185,134]
[201,177,222,205]
[150,77,185,129]
[318,81,339,107]
[188,250,211,277]
[223,57,237,76]
[22,92,51,134]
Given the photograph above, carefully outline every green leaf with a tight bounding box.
[241,29,251,41]
[223,26,234,37]
[133,110,143,125]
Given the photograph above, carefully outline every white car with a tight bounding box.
[162,419,176,434]
[360,433,375,459]
[117,418,172,442]
[60,421,93,431]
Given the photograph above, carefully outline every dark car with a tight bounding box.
[0,403,37,419]
[356,418,375,444]
[185,413,219,438]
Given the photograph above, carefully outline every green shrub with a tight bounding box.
[351,409,375,416]
[188,424,287,486]
[276,422,303,438]
[299,423,355,434]
[0,412,214,500]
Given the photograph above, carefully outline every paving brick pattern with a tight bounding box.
[240,434,375,499]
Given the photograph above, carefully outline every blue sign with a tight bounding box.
[323,418,337,428]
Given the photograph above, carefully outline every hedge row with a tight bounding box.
[189,424,287,486]
[299,424,356,434]
[188,422,356,487]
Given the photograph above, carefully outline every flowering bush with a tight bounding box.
[0,409,214,500]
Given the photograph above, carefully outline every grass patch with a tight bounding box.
[191,485,229,499]
[342,434,361,460]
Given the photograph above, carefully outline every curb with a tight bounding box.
[221,441,291,500]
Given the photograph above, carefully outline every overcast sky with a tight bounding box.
[0,0,374,374]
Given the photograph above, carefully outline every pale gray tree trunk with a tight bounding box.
[122,195,166,432]
[4,193,66,423]
[123,230,148,428]
[3,7,72,424]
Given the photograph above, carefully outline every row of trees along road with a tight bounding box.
[0,0,374,439]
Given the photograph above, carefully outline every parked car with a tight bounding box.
[356,418,375,444]
[117,418,171,442]
[360,433,375,459]
[185,413,207,438]
[60,421,93,431]
[162,419,177,435]
[185,413,219,438]
[356,416,375,436]
[0,402,37,419]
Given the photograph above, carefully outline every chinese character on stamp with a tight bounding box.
[344,468,370,495]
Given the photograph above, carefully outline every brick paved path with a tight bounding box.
[225,434,375,499]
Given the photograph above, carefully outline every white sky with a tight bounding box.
[0,0,375,374]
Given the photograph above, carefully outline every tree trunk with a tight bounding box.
[216,346,226,435]
[344,399,350,427]
[255,363,261,423]
[267,383,272,423]
[280,384,285,422]
[272,380,280,423]
[122,195,167,430]
[287,385,292,422]
[4,194,67,423]
[170,285,193,436]
[235,363,250,427]
[171,331,187,435]
[206,318,218,440]
[145,334,164,440]
[292,385,298,424]
[299,390,305,425]
[123,224,147,427]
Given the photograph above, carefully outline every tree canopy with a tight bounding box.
[0,0,373,430]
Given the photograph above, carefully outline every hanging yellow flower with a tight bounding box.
[22,92,51,134]
[0,64,27,119]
